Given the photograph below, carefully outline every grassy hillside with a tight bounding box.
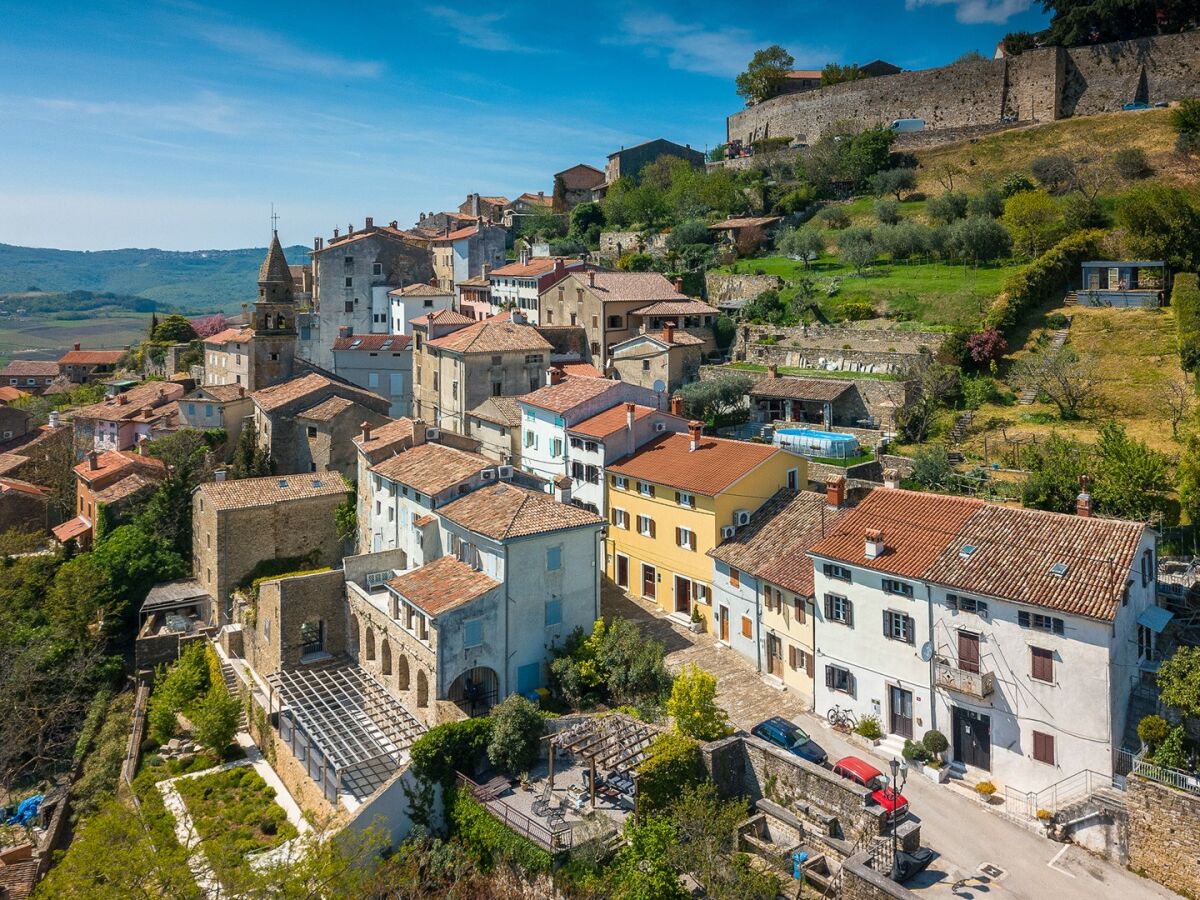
[0,243,310,311]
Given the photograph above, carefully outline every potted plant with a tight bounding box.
[519,771,531,792]
[1036,808,1055,834]
[691,606,705,634]
[921,730,950,783]
[975,780,997,803]
[853,715,883,747]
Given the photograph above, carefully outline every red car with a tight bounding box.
[832,756,909,817]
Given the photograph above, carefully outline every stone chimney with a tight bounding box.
[87,450,99,471]
[883,467,900,489]
[555,474,572,504]
[663,322,676,344]
[865,527,885,559]
[553,257,564,277]
[365,216,374,228]
[117,394,128,406]
[361,421,373,443]
[338,326,353,339]
[238,386,245,397]
[314,236,323,251]
[587,270,596,287]
[688,420,703,452]
[430,276,439,288]
[472,193,481,216]
[768,363,778,379]
[519,247,531,266]
[333,226,340,238]
[347,223,355,235]
[390,220,398,229]
[670,395,682,416]
[242,302,249,320]
[419,212,426,223]
[538,190,545,201]
[547,367,564,386]
[1076,475,1093,518]
[825,475,846,508]
[73,342,81,351]
[137,435,149,456]
[673,277,684,292]
[214,468,227,482]
[482,263,492,278]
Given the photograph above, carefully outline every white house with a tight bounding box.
[516,372,667,489]
[389,283,454,336]
[487,253,583,322]
[808,486,1158,794]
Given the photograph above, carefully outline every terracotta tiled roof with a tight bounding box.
[709,216,783,229]
[355,418,418,460]
[370,442,491,496]
[750,375,853,403]
[0,361,59,377]
[559,361,605,378]
[204,327,255,345]
[709,490,846,597]
[611,333,704,356]
[332,334,411,352]
[252,373,383,413]
[433,225,480,242]
[57,349,124,366]
[808,488,1148,621]
[630,299,718,317]
[457,274,490,288]
[570,403,654,439]
[73,382,184,422]
[0,386,29,402]
[129,399,178,424]
[386,555,500,616]
[75,449,165,484]
[607,432,783,496]
[467,396,523,427]
[188,384,247,403]
[197,473,348,511]
[786,69,823,79]
[0,452,29,475]
[312,224,425,254]
[427,318,553,354]
[0,476,46,498]
[566,272,687,305]
[515,192,552,207]
[94,470,161,504]
[438,482,603,541]
[52,516,92,542]
[519,376,619,414]
[297,396,355,422]
[414,513,436,527]
[389,283,452,297]
[410,309,474,327]
[491,257,577,278]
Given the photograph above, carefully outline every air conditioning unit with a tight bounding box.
[654,422,667,433]
[498,465,514,480]
[721,525,736,539]
[426,427,441,440]
[481,469,496,481]
[735,509,751,526]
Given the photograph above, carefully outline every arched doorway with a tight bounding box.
[397,654,410,691]
[416,670,429,708]
[447,667,500,717]
[364,625,376,661]
[349,614,360,656]
[381,638,392,676]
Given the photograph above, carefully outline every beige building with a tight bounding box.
[464,396,523,465]
[609,322,705,394]
[178,385,253,461]
[411,310,552,434]
[193,473,349,625]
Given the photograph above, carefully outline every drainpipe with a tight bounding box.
[924,579,937,736]
[504,541,511,698]
[755,579,763,674]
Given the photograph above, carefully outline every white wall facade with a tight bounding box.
[390,292,453,336]
[489,276,541,322]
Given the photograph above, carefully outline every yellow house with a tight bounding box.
[605,423,805,636]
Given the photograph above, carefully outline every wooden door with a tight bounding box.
[958,631,980,674]
[674,575,692,614]
[719,606,729,642]
[642,565,656,600]
[616,554,628,589]
[889,685,913,739]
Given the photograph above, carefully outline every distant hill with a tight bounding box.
[0,243,311,311]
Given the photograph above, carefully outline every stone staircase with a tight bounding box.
[1121,685,1159,753]
[947,410,974,445]
[1018,320,1072,405]
[219,657,249,731]
[1055,785,1127,827]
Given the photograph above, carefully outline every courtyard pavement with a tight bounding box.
[601,581,1175,900]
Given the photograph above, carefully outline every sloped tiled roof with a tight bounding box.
[252,373,384,413]
[559,361,605,379]
[0,361,59,377]
[389,283,452,297]
[0,476,47,498]
[751,375,853,403]
[386,555,500,616]
[296,395,355,422]
[438,482,603,541]
[187,384,248,403]
[808,488,1148,621]
[75,449,165,484]
[204,327,255,345]
[467,396,523,427]
[73,382,184,422]
[607,432,782,496]
[427,318,553,354]
[410,309,474,328]
[709,490,845,597]
[259,232,295,283]
[355,418,418,460]
[332,334,411,352]
[94,470,161,504]
[432,225,480,242]
[567,272,687,305]
[58,349,124,366]
[53,515,92,543]
[0,452,29,475]
[630,299,718,317]
[519,376,619,414]
[490,257,575,278]
[569,403,655,439]
[370,442,491,496]
[709,216,783,229]
[197,473,348,511]
[0,386,29,402]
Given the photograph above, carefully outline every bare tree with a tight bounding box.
[932,162,964,192]
[1012,347,1101,420]
[1162,377,1193,439]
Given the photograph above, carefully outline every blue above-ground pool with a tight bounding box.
[775,428,860,459]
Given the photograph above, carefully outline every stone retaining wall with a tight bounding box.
[1126,775,1200,897]
[705,273,783,304]
[598,230,669,259]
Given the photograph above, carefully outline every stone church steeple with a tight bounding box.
[251,231,298,389]
[258,231,295,305]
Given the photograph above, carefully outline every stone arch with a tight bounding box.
[416,669,429,708]
[349,614,360,656]
[364,625,376,661]
[381,638,392,676]
[397,654,410,691]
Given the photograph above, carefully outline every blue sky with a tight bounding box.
[0,0,1049,251]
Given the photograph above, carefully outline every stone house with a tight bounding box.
[346,481,603,725]
[0,406,31,445]
[0,477,48,536]
[240,568,348,676]
[749,369,872,429]
[488,253,585,323]
[71,380,185,453]
[429,222,506,291]
[413,209,477,235]
[458,194,509,225]
[0,361,59,394]
[603,138,704,186]
[609,323,705,394]
[708,483,849,709]
[135,579,214,669]
[537,271,699,366]
[709,216,782,256]
[302,219,434,371]
[627,299,718,353]
[464,396,523,466]
[503,191,553,230]
[52,449,166,548]
[251,373,391,477]
[192,473,349,625]
[351,418,428,553]
[178,385,252,460]
[807,485,1157,795]
[410,310,553,433]
[57,346,124,384]
[203,326,256,388]
[388,284,453,336]
[552,164,605,211]
[330,332,413,418]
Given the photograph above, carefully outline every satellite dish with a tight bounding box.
[919,642,933,663]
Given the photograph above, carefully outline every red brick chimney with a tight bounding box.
[663,321,676,344]
[238,386,245,398]
[87,450,98,471]
[430,276,439,288]
[547,367,564,386]
[553,257,564,277]
[673,277,683,292]
[117,394,128,406]
[688,420,703,452]
[768,363,778,379]
[338,325,352,339]
[1076,475,1093,518]
[587,270,596,287]
[825,475,846,508]
[73,342,81,351]
[670,395,682,416]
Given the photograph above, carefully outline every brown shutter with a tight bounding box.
[806,652,814,678]
[846,600,854,628]
[824,595,832,619]
[689,531,697,551]
[611,508,618,525]
[649,484,655,498]
[847,672,857,698]
[675,526,682,547]
[883,610,891,638]
[907,616,916,644]
[648,518,656,539]
[825,665,834,689]
[789,645,798,669]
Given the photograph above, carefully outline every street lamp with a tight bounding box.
[888,757,909,881]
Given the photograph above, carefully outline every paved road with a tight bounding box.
[601,583,1174,900]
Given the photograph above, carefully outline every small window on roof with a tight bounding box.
[1049,562,1068,577]
[959,545,977,559]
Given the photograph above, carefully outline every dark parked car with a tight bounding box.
[751,717,828,764]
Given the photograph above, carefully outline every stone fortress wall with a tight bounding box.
[727,31,1200,146]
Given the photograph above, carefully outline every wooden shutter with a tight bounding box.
[611,508,618,525]
[730,567,740,588]
[845,600,854,628]
[906,616,915,644]
[1033,731,1055,765]
[796,596,805,623]
[789,645,798,669]
[675,526,682,547]
[648,484,655,498]
[806,652,814,678]
[648,518,656,539]
[847,672,857,698]
[742,616,753,638]
[688,531,696,551]
[825,665,834,689]
[824,594,832,619]
[883,610,891,638]
[1031,646,1054,682]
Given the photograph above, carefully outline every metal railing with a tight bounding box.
[1121,750,1200,797]
[121,680,151,810]
[456,772,573,851]
[934,658,995,698]
[1002,769,1114,821]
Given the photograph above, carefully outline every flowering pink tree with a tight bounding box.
[190,313,227,338]
[966,328,1007,366]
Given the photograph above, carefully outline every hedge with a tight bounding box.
[983,229,1105,332]
[446,785,552,873]
[409,717,494,786]
[1173,273,1200,371]
[635,732,705,815]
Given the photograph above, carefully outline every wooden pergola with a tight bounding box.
[544,713,660,809]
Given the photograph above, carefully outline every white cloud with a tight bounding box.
[197,22,384,78]
[29,91,246,135]
[425,7,544,53]
[905,0,1033,25]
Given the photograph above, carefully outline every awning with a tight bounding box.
[1136,605,1174,633]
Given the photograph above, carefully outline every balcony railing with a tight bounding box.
[934,657,994,698]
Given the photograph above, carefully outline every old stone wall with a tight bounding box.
[841,850,921,899]
[245,569,347,674]
[1126,775,1200,897]
[705,273,783,304]
[598,230,670,259]
[1063,32,1200,117]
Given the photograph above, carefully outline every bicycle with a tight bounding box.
[827,704,859,732]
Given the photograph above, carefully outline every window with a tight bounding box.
[1138,623,1155,661]
[344,301,354,313]
[1030,646,1054,683]
[883,610,914,643]
[491,355,502,367]
[551,437,563,457]
[300,620,324,655]
[612,508,629,529]
[390,373,404,396]
[642,360,650,372]
[823,563,852,582]
[344,256,353,266]
[825,665,855,696]
[307,425,318,438]
[571,461,584,479]
[1018,611,1065,634]
[607,315,622,328]
[464,619,483,648]
[824,594,853,626]
[547,546,562,571]
[524,430,536,449]
[345,276,354,288]
[676,491,695,508]
[882,578,913,598]
[368,372,379,389]
[387,507,394,522]
[946,594,988,616]
[524,354,543,365]
[584,441,598,453]
[373,262,383,276]
[491,381,502,396]
[1032,731,1055,766]
[787,468,798,491]
[676,527,696,550]
[789,645,810,673]
[638,481,654,497]
[612,475,627,490]
[585,465,599,484]
[1140,548,1154,587]
[741,616,753,638]
[452,381,459,400]
[570,437,584,450]
[637,515,655,538]
[730,567,740,588]
[545,598,563,627]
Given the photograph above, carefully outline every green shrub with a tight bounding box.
[818,206,850,230]
[923,730,949,756]
[410,717,494,785]
[1173,273,1200,372]
[1113,147,1151,180]
[147,642,211,743]
[1137,714,1170,751]
[874,199,900,225]
[486,695,544,776]
[447,785,552,872]
[902,739,929,763]
[1153,725,1190,770]
[836,299,876,321]
[855,715,883,741]
[71,692,135,822]
[983,229,1104,332]
[636,733,705,815]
